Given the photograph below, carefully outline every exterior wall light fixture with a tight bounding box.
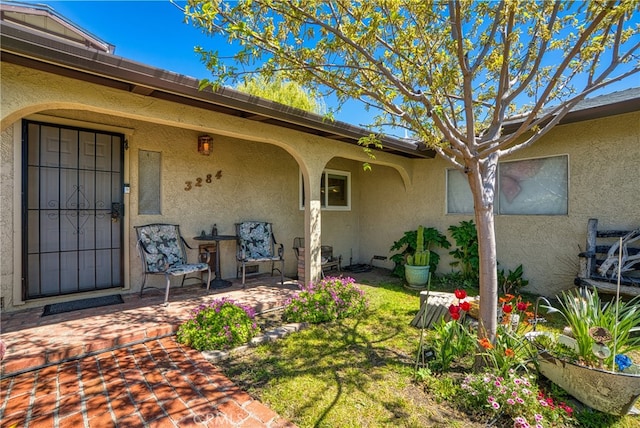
[198,135,212,155]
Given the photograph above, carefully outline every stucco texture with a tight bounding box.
[1,61,639,310]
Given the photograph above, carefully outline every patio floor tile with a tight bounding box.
[0,275,301,427]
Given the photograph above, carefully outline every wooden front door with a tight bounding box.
[22,120,125,299]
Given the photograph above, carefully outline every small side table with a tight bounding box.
[194,235,237,289]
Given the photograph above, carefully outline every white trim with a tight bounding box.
[299,168,351,211]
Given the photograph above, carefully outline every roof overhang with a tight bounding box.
[0,19,434,159]
[503,87,640,133]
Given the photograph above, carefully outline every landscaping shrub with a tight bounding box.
[448,220,480,286]
[283,276,368,323]
[460,370,575,427]
[176,297,260,351]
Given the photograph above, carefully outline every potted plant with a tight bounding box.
[526,288,640,415]
[390,225,449,280]
[404,225,432,289]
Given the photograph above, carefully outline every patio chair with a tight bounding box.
[135,223,211,305]
[235,221,284,287]
[292,237,341,278]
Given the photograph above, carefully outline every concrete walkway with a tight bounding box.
[1,276,300,427]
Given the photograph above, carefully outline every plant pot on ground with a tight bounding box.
[526,288,640,415]
[404,225,432,289]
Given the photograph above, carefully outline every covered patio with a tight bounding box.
[0,274,299,379]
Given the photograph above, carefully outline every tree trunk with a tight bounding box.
[466,155,499,343]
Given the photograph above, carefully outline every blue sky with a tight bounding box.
[27,0,378,128]
[18,1,640,133]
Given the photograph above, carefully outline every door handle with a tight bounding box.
[111,202,122,222]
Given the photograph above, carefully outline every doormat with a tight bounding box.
[42,294,124,317]
[343,263,372,273]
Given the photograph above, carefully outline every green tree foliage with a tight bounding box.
[236,75,325,114]
[183,1,640,342]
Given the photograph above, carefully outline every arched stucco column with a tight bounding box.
[298,160,327,285]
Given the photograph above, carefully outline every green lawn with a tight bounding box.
[217,280,639,428]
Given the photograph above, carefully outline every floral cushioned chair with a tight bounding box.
[135,223,211,305]
[235,221,284,287]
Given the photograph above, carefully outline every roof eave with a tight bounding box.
[0,21,434,159]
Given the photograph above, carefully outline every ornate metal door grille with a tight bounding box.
[22,120,124,299]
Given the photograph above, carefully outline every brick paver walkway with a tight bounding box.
[2,337,292,427]
[0,277,299,427]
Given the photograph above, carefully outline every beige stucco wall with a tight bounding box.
[1,60,638,311]
[359,110,640,296]
[0,62,412,311]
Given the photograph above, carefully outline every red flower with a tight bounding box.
[450,311,461,320]
[516,301,529,311]
[502,304,513,314]
[454,289,467,299]
[460,301,471,312]
[448,304,460,315]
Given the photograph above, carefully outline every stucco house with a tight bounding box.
[1,2,639,313]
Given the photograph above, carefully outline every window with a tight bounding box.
[446,155,568,215]
[300,169,351,210]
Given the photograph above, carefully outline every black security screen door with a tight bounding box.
[22,120,124,299]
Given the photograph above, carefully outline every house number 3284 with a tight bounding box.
[184,171,222,191]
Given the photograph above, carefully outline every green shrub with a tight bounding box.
[283,276,368,323]
[176,298,260,351]
[448,220,480,286]
[498,264,529,295]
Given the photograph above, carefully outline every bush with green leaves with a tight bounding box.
[448,220,480,286]
[283,276,368,323]
[176,297,259,351]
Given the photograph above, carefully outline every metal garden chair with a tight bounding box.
[135,223,211,305]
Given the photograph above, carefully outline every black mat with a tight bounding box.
[42,294,124,317]
[343,263,373,273]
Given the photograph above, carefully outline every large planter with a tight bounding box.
[526,332,640,415]
[404,265,430,289]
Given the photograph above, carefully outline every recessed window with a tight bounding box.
[446,155,568,215]
[300,169,351,211]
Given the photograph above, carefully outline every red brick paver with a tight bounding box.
[1,338,295,427]
[0,278,299,427]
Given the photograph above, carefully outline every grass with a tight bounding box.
[217,279,640,428]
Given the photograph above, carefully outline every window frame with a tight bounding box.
[299,168,351,211]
